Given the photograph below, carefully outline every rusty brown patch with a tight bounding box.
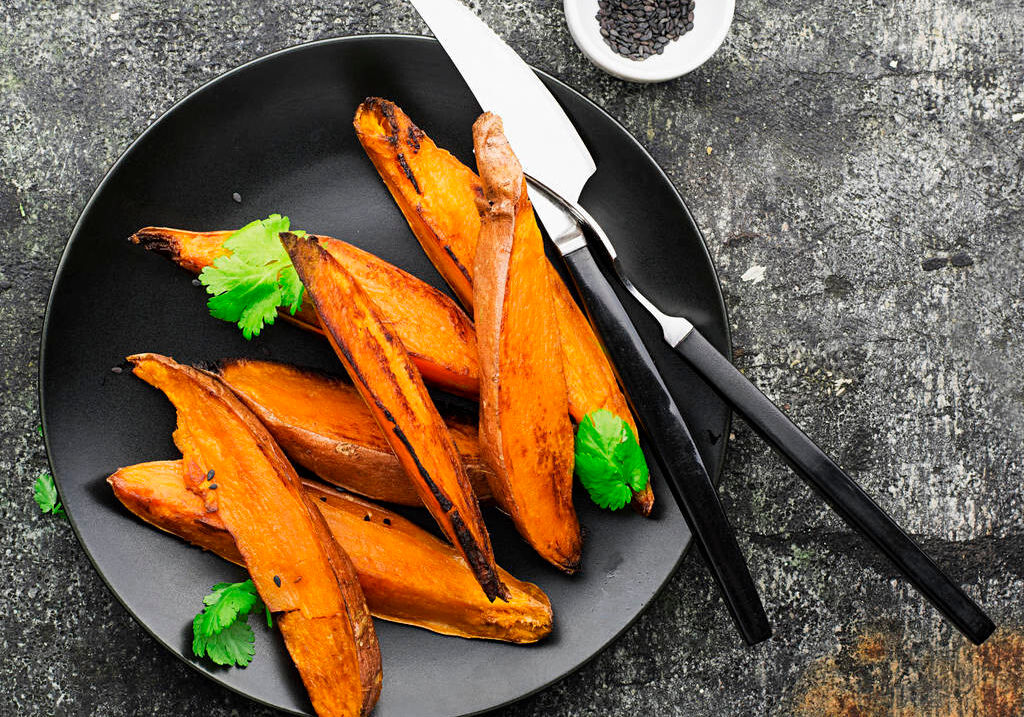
[852,632,890,664]
[796,660,884,717]
[793,627,1024,717]
[967,632,1024,716]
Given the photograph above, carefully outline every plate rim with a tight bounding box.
[38,33,733,716]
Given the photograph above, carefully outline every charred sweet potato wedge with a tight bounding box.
[282,233,508,602]
[354,98,653,515]
[472,115,582,573]
[108,460,552,643]
[213,358,494,506]
[319,237,478,395]
[128,353,381,717]
[353,102,482,306]
[129,227,479,398]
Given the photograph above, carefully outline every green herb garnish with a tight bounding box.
[33,472,65,518]
[192,579,271,667]
[574,409,649,510]
[198,215,305,339]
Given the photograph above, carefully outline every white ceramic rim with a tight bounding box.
[563,0,735,83]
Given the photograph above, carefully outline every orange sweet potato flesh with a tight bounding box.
[214,358,494,506]
[127,353,381,717]
[354,98,654,515]
[108,460,552,643]
[129,227,479,398]
[281,233,508,602]
[107,460,240,559]
[472,114,582,573]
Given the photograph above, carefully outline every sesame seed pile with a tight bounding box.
[597,0,696,61]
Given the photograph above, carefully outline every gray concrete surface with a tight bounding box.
[2,1,1023,715]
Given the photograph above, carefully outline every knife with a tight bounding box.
[410,0,772,645]
[524,158,996,646]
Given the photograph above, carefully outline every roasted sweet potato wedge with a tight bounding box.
[354,98,654,515]
[108,460,552,643]
[472,115,582,573]
[128,353,381,717]
[107,459,240,558]
[282,233,508,602]
[213,358,494,506]
[129,227,479,397]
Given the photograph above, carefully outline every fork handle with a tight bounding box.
[561,245,772,646]
[674,328,995,645]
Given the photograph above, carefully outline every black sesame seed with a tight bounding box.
[596,0,697,61]
[209,484,217,490]
[206,469,215,481]
[363,514,371,521]
[382,518,391,525]
[273,575,282,587]
[319,496,327,502]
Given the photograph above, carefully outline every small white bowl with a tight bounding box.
[564,0,734,83]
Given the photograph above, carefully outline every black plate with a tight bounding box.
[40,35,731,716]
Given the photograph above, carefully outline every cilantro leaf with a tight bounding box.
[574,410,650,510]
[191,579,267,668]
[33,472,65,518]
[193,619,255,667]
[196,580,260,634]
[198,215,306,339]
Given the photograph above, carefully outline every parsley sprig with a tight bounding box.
[198,215,305,339]
[33,472,65,518]
[192,579,272,667]
[574,410,650,510]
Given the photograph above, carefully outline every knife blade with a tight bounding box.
[409,0,595,202]
[409,0,592,255]
[410,0,772,645]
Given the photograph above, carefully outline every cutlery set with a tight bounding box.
[411,0,994,646]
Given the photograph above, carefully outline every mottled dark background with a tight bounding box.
[2,1,1022,715]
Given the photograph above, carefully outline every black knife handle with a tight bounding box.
[675,329,995,645]
[561,246,771,645]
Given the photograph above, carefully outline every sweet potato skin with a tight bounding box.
[129,227,479,398]
[354,98,653,515]
[215,359,494,506]
[128,353,380,717]
[282,233,508,602]
[473,115,582,573]
[108,460,552,643]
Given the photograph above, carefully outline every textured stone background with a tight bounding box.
[2,1,1023,715]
